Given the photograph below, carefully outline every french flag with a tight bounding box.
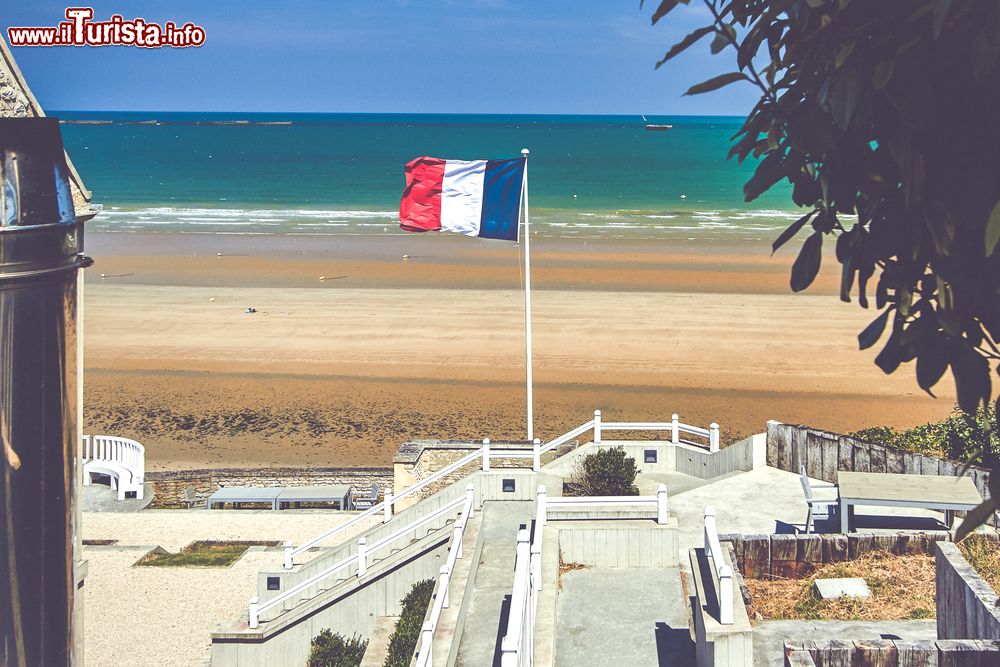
[399,156,525,242]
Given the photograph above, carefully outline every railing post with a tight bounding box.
[440,564,451,608]
[248,595,259,629]
[656,484,669,525]
[536,485,547,528]
[357,537,367,577]
[466,483,475,519]
[671,413,680,444]
[710,423,720,452]
[704,506,715,552]
[482,438,491,472]
[383,486,393,523]
[593,409,602,444]
[718,564,734,625]
[420,622,434,664]
[532,438,541,472]
[283,540,294,570]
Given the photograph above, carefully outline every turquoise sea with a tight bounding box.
[57,112,797,240]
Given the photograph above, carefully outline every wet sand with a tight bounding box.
[82,231,955,470]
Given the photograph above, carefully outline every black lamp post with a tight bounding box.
[0,118,89,666]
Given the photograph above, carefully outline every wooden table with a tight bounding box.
[205,487,283,510]
[837,472,982,533]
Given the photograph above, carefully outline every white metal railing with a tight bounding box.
[499,527,537,667]
[253,485,475,629]
[595,410,720,452]
[286,410,718,568]
[535,483,669,527]
[414,485,476,667]
[703,506,733,625]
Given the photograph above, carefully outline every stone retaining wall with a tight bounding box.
[766,421,995,525]
[784,639,1000,666]
[936,541,1000,641]
[719,532,955,580]
[146,467,393,508]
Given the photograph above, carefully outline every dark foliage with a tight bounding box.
[576,445,640,496]
[383,578,435,667]
[646,0,1000,421]
[307,629,368,667]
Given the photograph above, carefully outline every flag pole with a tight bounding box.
[521,148,533,441]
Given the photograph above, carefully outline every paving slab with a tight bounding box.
[813,577,870,600]
[455,501,535,667]
[555,567,692,667]
[752,619,937,667]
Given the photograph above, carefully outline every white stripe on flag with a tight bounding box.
[440,160,486,236]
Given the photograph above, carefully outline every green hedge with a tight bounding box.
[851,404,999,465]
[383,578,435,667]
[307,629,368,667]
[568,445,639,496]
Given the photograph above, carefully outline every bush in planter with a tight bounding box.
[307,629,367,667]
[383,578,435,667]
[569,445,639,496]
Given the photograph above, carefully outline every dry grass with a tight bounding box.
[959,535,1000,593]
[746,550,936,622]
[557,558,589,591]
[136,540,278,567]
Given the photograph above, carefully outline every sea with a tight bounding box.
[56,112,798,241]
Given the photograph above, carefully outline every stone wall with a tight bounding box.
[393,440,537,510]
[784,639,1000,666]
[936,541,1000,641]
[146,466,393,508]
[719,531,954,580]
[766,421,994,525]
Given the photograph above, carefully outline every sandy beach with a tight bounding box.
[83,231,955,471]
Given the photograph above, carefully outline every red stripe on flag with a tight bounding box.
[399,157,446,232]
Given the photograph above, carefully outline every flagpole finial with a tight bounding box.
[521,148,529,157]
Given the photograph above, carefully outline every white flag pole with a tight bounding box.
[521,148,533,441]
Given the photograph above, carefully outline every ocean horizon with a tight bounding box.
[58,111,799,241]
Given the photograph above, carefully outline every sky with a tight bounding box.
[4,0,759,115]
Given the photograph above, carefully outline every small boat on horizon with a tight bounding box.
[641,114,672,131]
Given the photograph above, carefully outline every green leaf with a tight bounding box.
[834,41,855,68]
[790,231,823,292]
[806,0,824,7]
[986,198,1000,256]
[684,72,749,96]
[656,27,714,68]
[916,335,948,396]
[875,332,903,374]
[829,68,861,129]
[951,344,991,414]
[772,210,815,254]
[971,30,999,85]
[710,25,736,54]
[872,60,894,89]
[932,0,953,38]
[858,308,891,350]
[651,0,687,25]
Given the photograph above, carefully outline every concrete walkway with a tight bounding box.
[555,567,692,667]
[82,482,154,512]
[455,501,535,667]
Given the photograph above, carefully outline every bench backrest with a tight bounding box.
[184,487,197,502]
[799,465,813,501]
[369,482,379,501]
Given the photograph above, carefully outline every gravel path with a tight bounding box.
[81,509,378,666]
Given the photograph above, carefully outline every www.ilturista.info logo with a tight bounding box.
[7,8,205,48]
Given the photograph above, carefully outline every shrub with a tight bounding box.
[308,629,367,667]
[850,403,999,465]
[569,445,639,496]
[383,578,435,667]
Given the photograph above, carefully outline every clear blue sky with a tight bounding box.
[5,0,758,115]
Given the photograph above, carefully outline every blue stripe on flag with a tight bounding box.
[478,158,525,241]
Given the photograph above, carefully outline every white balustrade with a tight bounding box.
[81,434,145,500]
[536,484,669,527]
[500,528,536,667]
[703,506,733,625]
